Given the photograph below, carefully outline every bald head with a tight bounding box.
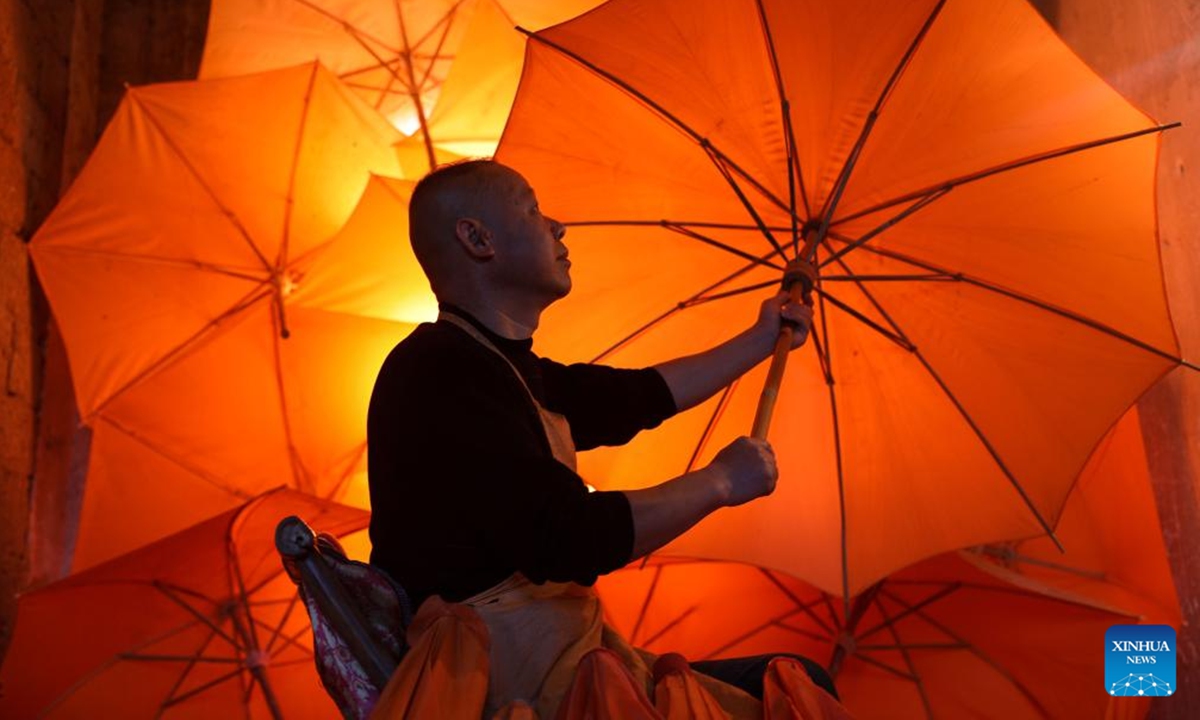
[408,159,515,297]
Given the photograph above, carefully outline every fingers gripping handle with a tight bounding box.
[752,260,815,440]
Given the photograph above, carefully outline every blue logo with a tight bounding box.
[1106,625,1175,697]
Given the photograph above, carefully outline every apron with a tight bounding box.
[439,311,760,720]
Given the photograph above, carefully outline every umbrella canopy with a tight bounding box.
[968,405,1182,626]
[596,553,1138,720]
[0,489,369,719]
[495,0,1188,598]
[201,0,604,168]
[29,62,412,570]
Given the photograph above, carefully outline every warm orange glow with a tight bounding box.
[596,552,1137,719]
[201,0,606,167]
[0,490,369,718]
[498,0,1180,597]
[29,63,415,570]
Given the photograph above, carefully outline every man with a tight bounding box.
[367,159,830,715]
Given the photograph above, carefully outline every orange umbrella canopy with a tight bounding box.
[496,0,1186,598]
[0,489,368,719]
[969,406,1182,627]
[29,62,412,570]
[201,0,603,161]
[596,554,1138,720]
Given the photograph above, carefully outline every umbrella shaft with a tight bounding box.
[752,328,796,439]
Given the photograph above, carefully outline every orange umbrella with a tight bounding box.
[596,553,1137,720]
[29,62,411,570]
[495,0,1190,599]
[968,405,1182,627]
[200,0,604,170]
[0,489,368,719]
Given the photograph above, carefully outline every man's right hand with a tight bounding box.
[710,436,779,506]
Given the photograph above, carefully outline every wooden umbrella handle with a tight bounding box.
[751,261,814,440]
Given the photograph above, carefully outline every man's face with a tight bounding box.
[484,166,571,301]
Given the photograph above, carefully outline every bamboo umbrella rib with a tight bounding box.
[292,0,401,53]
[275,64,320,277]
[262,590,304,654]
[811,280,852,606]
[40,615,209,716]
[872,598,935,718]
[813,286,914,351]
[639,605,700,648]
[37,246,270,284]
[819,187,951,269]
[827,233,1197,371]
[851,652,918,681]
[97,416,256,499]
[324,441,369,502]
[701,143,788,257]
[87,280,275,421]
[629,565,663,645]
[818,592,844,634]
[813,0,948,237]
[519,28,795,219]
[685,380,739,474]
[396,0,438,171]
[154,582,241,647]
[833,122,1182,228]
[820,240,916,351]
[807,314,833,385]
[878,586,1053,718]
[569,220,789,233]
[128,93,272,272]
[590,253,773,363]
[663,222,786,272]
[974,545,1108,581]
[896,331,1063,545]
[154,628,222,720]
[704,609,820,659]
[270,313,312,494]
[761,568,837,637]
[685,279,779,305]
[160,667,246,710]
[753,0,810,232]
[122,654,241,664]
[857,583,960,641]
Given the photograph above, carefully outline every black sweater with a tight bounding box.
[367,307,677,607]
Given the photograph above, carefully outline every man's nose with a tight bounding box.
[548,216,566,240]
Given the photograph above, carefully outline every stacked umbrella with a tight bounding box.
[3,0,1193,718]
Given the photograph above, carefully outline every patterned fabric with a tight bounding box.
[287,534,414,720]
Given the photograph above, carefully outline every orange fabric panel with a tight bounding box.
[0,490,367,718]
[553,647,662,720]
[973,406,1183,626]
[653,653,732,720]
[763,658,854,720]
[596,553,1136,720]
[370,597,492,720]
[29,63,414,570]
[498,0,1181,598]
[201,0,603,141]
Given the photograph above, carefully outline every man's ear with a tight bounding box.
[454,218,495,260]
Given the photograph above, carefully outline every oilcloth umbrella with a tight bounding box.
[0,489,369,719]
[968,405,1182,627]
[595,553,1138,720]
[496,0,1192,599]
[200,0,603,170]
[29,62,410,570]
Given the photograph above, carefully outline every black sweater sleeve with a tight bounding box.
[538,359,678,451]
